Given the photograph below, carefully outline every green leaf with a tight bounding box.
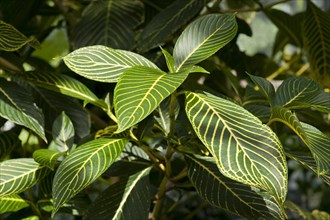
[52,138,127,216]
[63,45,157,83]
[185,92,287,203]
[16,71,106,109]
[274,77,322,108]
[0,194,29,215]
[0,20,40,51]
[137,0,207,52]
[244,104,271,123]
[248,74,275,105]
[161,47,175,73]
[84,167,151,220]
[264,9,302,47]
[301,122,330,175]
[305,92,330,113]
[0,158,50,196]
[33,149,63,170]
[114,66,189,133]
[270,107,330,175]
[0,131,21,161]
[303,1,330,85]
[72,0,143,50]
[52,112,74,151]
[0,79,46,141]
[173,13,237,71]
[185,154,285,219]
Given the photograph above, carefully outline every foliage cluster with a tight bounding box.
[0,0,329,219]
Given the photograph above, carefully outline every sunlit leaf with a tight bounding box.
[185,154,285,219]
[173,14,237,71]
[72,0,143,50]
[303,1,330,85]
[63,45,157,83]
[0,79,46,141]
[114,66,189,133]
[185,92,287,203]
[270,107,330,175]
[0,158,50,196]
[33,149,63,170]
[161,47,175,73]
[16,71,106,109]
[52,138,127,216]
[84,167,151,220]
[0,194,29,215]
[0,20,40,51]
[137,0,207,52]
[52,112,74,151]
[0,131,20,161]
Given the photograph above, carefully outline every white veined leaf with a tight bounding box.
[114,66,189,133]
[248,73,275,106]
[173,13,237,71]
[185,154,285,219]
[72,0,143,50]
[0,20,40,51]
[52,112,74,151]
[185,92,287,204]
[16,71,107,109]
[84,167,151,220]
[0,79,46,141]
[52,138,127,216]
[0,158,50,196]
[33,149,63,170]
[63,45,158,83]
[0,194,29,215]
[0,131,21,161]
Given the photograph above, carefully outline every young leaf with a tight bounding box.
[52,138,127,216]
[33,149,63,170]
[161,47,175,73]
[185,154,285,219]
[274,77,322,108]
[52,112,74,151]
[0,20,40,51]
[72,0,143,50]
[0,158,50,196]
[63,45,158,83]
[16,71,107,109]
[0,131,21,161]
[0,79,46,141]
[185,92,288,204]
[137,0,207,52]
[248,73,275,105]
[173,14,237,71]
[0,194,29,215]
[84,167,151,220]
[114,66,189,133]
[303,1,330,85]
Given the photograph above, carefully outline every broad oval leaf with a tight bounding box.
[0,158,50,196]
[84,167,151,220]
[185,92,287,203]
[274,77,322,108]
[52,112,74,151]
[303,2,330,86]
[63,45,157,83]
[114,66,189,133]
[52,138,127,216]
[0,79,46,141]
[173,13,237,71]
[0,194,29,215]
[0,20,40,51]
[72,0,143,50]
[137,0,207,52]
[16,71,106,109]
[185,154,285,219]
[0,131,21,161]
[33,149,63,170]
